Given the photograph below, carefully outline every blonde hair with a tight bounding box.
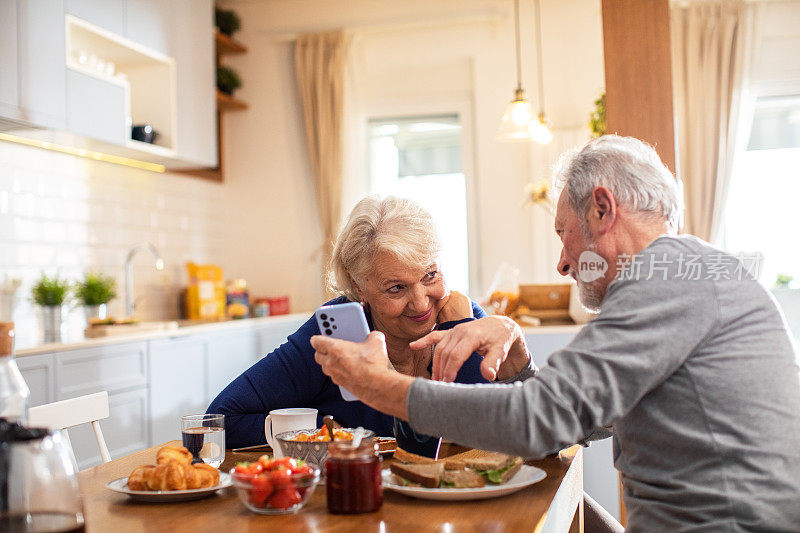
[329,196,441,301]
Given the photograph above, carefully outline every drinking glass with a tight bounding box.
[181,414,225,468]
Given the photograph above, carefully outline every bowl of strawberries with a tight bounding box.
[230,455,320,514]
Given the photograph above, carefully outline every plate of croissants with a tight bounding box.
[106,445,231,502]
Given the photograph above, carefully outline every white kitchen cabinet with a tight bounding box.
[206,328,258,406]
[255,316,308,358]
[169,0,217,167]
[1,0,216,170]
[55,341,147,399]
[0,0,19,115]
[149,336,207,446]
[65,0,124,35]
[66,69,127,145]
[16,0,67,129]
[69,387,149,469]
[16,353,55,408]
[124,0,173,57]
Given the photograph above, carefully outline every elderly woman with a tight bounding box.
[208,196,490,448]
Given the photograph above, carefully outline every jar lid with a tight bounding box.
[327,439,377,457]
[0,418,50,443]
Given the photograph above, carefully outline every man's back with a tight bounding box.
[612,235,800,531]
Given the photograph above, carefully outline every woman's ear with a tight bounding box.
[349,272,365,303]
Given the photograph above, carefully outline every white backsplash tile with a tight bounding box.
[0,141,225,348]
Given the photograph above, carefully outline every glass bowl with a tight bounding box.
[230,464,320,514]
[276,428,375,470]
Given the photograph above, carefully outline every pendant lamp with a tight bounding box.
[497,0,553,144]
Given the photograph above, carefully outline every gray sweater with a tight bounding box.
[408,235,800,532]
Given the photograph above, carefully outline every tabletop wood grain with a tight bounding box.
[77,441,582,532]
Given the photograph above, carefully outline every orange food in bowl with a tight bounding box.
[291,426,353,442]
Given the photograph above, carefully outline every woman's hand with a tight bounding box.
[410,316,531,382]
[436,290,473,325]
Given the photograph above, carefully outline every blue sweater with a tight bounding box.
[208,296,489,448]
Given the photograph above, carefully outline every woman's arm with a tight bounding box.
[207,316,330,448]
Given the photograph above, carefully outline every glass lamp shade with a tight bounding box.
[496,91,534,142]
[530,114,553,144]
[497,91,554,144]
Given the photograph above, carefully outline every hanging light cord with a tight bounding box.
[534,0,546,115]
[514,0,523,93]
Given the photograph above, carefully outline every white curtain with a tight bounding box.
[671,0,756,242]
[295,30,353,293]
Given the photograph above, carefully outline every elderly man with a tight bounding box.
[311,135,800,531]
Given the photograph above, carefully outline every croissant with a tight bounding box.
[127,446,220,491]
[156,445,193,466]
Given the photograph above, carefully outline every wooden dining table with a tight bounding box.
[77,441,584,532]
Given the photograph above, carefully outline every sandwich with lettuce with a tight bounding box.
[390,447,523,488]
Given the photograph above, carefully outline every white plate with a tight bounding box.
[106,472,232,502]
[382,465,546,501]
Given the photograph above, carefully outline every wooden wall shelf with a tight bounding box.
[216,90,248,111]
[215,31,247,55]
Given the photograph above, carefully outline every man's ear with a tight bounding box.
[590,186,617,235]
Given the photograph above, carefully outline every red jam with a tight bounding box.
[325,440,383,514]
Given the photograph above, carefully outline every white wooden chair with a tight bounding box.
[28,391,112,464]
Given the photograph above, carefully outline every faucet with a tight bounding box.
[125,243,165,318]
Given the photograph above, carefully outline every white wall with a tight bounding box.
[752,1,800,87]
[0,142,225,348]
[218,0,605,304]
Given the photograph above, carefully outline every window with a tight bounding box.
[367,115,470,293]
[721,95,800,285]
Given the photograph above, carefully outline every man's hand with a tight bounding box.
[409,316,531,382]
[311,331,413,419]
[436,290,473,325]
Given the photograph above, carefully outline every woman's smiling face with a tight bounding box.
[355,251,447,342]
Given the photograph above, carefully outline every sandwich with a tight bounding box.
[456,450,522,485]
[440,468,486,488]
[389,461,444,488]
[392,447,439,464]
[390,447,522,488]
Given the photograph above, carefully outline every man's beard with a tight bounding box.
[571,235,605,313]
[576,277,604,313]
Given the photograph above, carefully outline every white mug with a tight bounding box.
[265,408,318,458]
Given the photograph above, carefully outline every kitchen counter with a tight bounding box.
[16,313,583,358]
[16,312,309,357]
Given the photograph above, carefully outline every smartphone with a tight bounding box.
[314,302,370,401]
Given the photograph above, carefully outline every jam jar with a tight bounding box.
[325,439,383,514]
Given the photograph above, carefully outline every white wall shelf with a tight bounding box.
[65,14,176,153]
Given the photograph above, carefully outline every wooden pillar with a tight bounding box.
[601,0,676,173]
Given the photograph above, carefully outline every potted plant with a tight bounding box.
[215,8,241,37]
[75,272,117,324]
[31,274,70,343]
[589,91,606,139]
[217,66,242,96]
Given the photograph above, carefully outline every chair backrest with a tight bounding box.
[28,391,112,464]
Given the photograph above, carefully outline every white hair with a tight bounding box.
[551,135,684,233]
[329,196,441,301]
